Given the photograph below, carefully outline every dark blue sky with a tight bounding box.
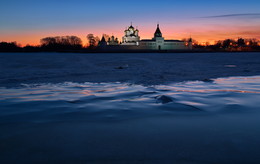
[1,0,260,45]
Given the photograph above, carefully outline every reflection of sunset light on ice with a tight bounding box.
[0,76,259,104]
[156,76,260,94]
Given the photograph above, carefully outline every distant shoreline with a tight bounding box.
[1,49,260,53]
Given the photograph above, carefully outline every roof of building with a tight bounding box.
[141,39,184,42]
[165,40,184,42]
[141,39,154,42]
[129,25,134,29]
[100,36,106,42]
[154,24,162,37]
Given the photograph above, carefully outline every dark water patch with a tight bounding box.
[66,100,85,104]
[201,78,214,83]
[155,95,175,104]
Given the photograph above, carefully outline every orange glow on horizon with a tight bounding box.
[1,24,260,47]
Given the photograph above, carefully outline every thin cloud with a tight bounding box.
[201,13,260,18]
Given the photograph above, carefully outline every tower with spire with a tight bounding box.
[152,24,164,50]
[98,35,107,48]
[154,24,162,38]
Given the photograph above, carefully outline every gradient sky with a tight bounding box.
[1,0,260,46]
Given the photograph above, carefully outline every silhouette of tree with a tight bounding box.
[246,38,258,47]
[23,45,40,52]
[0,42,21,52]
[69,36,83,46]
[215,41,222,48]
[87,34,95,48]
[207,41,222,50]
[103,34,110,42]
[192,39,203,48]
[40,36,82,51]
[95,36,100,44]
[193,39,200,46]
[87,34,100,49]
[237,38,245,47]
[222,39,235,49]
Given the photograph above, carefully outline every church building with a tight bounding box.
[121,24,140,46]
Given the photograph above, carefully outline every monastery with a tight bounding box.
[99,24,192,50]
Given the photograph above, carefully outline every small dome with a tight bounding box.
[129,25,134,29]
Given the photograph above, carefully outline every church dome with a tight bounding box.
[129,25,134,29]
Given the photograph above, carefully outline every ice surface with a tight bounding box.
[0,52,260,164]
[0,52,260,86]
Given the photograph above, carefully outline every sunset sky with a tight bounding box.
[1,0,260,46]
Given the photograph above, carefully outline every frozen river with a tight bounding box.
[0,52,260,163]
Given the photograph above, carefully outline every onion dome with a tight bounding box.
[129,22,135,30]
[129,25,134,29]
